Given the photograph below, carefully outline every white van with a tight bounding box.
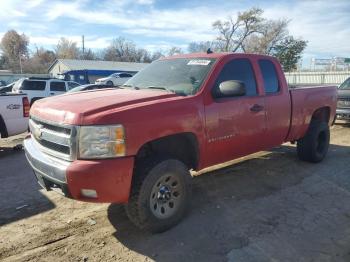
[12,78,80,105]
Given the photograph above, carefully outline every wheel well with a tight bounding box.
[0,115,8,138]
[135,133,199,170]
[311,107,330,123]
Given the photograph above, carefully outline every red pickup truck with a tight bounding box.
[24,53,337,232]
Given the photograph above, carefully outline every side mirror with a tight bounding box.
[214,80,246,98]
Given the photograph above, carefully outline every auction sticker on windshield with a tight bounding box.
[187,60,211,66]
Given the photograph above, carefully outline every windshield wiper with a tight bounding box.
[146,86,174,93]
[120,84,140,90]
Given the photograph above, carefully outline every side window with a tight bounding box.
[214,59,257,97]
[68,82,79,89]
[21,80,46,91]
[258,60,279,94]
[120,73,132,78]
[50,81,66,91]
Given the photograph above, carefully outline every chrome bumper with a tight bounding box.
[336,108,350,120]
[24,137,71,194]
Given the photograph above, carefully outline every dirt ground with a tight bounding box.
[1,123,350,262]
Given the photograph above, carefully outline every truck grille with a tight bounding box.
[29,117,76,161]
[338,97,350,108]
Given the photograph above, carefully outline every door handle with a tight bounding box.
[50,92,55,95]
[250,104,264,112]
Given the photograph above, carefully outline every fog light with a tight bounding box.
[81,189,98,198]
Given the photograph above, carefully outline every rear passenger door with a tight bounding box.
[49,81,67,96]
[258,59,291,148]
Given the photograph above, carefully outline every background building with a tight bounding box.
[48,59,149,84]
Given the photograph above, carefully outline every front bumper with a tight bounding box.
[24,137,134,203]
[336,108,350,120]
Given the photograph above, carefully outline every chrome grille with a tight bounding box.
[338,97,350,108]
[29,117,76,161]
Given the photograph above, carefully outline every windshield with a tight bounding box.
[123,58,216,95]
[339,78,350,89]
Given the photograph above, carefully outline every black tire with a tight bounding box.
[125,156,192,233]
[297,120,330,163]
[106,81,113,86]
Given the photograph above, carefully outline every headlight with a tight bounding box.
[79,125,125,159]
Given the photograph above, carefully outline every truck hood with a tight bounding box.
[30,88,178,125]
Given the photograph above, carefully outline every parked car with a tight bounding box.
[0,82,16,93]
[12,77,80,105]
[95,72,133,86]
[68,83,115,93]
[0,93,30,138]
[336,77,350,121]
[24,53,337,233]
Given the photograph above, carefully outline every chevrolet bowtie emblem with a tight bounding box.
[34,124,43,140]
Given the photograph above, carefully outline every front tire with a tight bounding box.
[125,157,192,233]
[106,80,113,86]
[297,120,330,163]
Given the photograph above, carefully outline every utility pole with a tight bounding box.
[82,35,85,57]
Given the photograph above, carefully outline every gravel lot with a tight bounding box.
[1,123,350,262]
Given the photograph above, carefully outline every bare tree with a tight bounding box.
[188,41,218,53]
[212,7,264,52]
[0,30,29,72]
[167,47,183,56]
[242,19,289,54]
[80,48,96,60]
[23,47,56,73]
[103,37,138,62]
[55,37,80,59]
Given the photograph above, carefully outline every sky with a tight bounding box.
[0,0,349,67]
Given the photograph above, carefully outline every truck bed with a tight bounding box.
[286,85,337,141]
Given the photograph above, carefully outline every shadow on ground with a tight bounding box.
[107,143,350,261]
[0,149,55,226]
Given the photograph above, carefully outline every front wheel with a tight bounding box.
[297,120,330,163]
[125,157,192,233]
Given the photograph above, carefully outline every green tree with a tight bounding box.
[272,37,307,71]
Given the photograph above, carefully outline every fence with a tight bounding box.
[285,71,350,86]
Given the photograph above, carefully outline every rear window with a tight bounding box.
[20,80,46,91]
[50,81,66,91]
[258,60,279,94]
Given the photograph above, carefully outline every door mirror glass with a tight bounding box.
[214,80,246,98]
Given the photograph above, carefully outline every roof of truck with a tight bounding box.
[161,52,277,60]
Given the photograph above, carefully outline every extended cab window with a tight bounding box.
[259,60,279,94]
[20,80,46,91]
[50,81,66,91]
[214,59,257,96]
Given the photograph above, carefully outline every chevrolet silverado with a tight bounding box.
[24,53,337,232]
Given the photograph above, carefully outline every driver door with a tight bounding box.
[204,58,266,166]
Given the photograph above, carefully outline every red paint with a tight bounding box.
[66,157,134,203]
[29,53,337,203]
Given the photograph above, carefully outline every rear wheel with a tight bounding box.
[125,156,192,233]
[297,120,330,163]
